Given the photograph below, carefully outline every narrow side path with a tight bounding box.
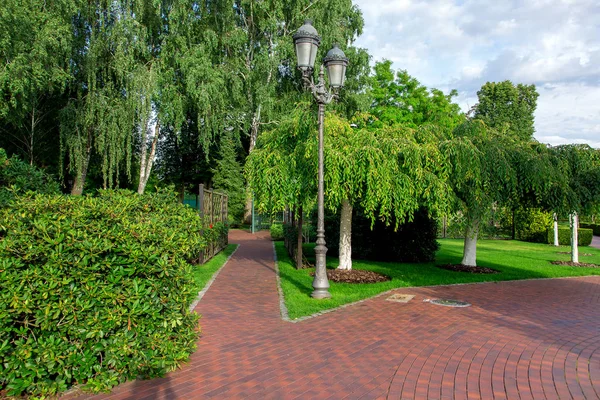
[591,235,600,249]
[73,230,600,400]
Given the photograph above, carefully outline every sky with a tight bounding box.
[351,0,600,148]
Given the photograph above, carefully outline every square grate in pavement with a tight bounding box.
[386,294,415,303]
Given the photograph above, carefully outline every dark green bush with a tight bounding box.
[580,223,600,236]
[0,148,60,207]
[270,223,284,240]
[324,207,439,263]
[546,227,593,246]
[0,189,208,396]
[515,208,552,243]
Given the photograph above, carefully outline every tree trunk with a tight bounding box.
[571,212,579,263]
[296,206,303,269]
[511,208,516,240]
[137,121,160,194]
[70,132,92,196]
[461,214,481,267]
[338,199,353,270]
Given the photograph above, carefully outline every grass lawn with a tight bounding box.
[275,239,600,320]
[190,244,238,301]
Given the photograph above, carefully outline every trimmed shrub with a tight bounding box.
[580,223,600,236]
[270,223,284,240]
[515,208,552,243]
[0,189,206,396]
[324,207,439,263]
[546,227,593,246]
[0,148,60,207]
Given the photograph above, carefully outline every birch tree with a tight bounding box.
[0,0,75,167]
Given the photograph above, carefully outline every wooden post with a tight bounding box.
[220,193,225,223]
[198,184,205,220]
[209,190,214,225]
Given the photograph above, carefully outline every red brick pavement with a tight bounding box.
[72,230,600,400]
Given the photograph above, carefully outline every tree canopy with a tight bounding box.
[472,80,539,141]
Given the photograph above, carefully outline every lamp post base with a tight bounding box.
[311,289,332,299]
[311,241,330,299]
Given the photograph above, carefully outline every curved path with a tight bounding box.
[75,230,600,399]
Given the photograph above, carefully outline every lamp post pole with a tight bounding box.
[314,68,329,299]
[293,20,348,299]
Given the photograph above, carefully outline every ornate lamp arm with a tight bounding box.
[301,65,337,105]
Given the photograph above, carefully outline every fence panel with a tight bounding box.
[185,184,228,264]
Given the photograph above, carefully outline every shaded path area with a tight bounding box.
[76,230,600,399]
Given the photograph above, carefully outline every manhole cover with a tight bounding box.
[386,294,415,303]
[429,299,471,307]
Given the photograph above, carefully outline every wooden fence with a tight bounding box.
[196,184,228,264]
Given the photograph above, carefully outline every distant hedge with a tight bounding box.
[0,148,60,207]
[580,223,600,236]
[547,227,593,246]
[324,207,439,263]
[0,190,211,396]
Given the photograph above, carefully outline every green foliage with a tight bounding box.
[325,207,439,262]
[550,144,600,215]
[370,61,464,129]
[270,223,284,241]
[547,228,593,246]
[212,133,245,224]
[473,80,539,141]
[247,105,452,227]
[515,208,553,243]
[0,148,60,207]
[0,0,74,119]
[0,189,207,396]
[580,223,600,236]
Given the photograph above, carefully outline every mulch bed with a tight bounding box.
[436,264,499,274]
[310,269,391,284]
[551,261,599,268]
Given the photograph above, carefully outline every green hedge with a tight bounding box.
[546,227,593,246]
[324,207,439,263]
[270,223,284,240]
[580,223,600,236]
[0,189,209,396]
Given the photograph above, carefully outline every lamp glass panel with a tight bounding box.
[327,63,344,87]
[295,42,313,68]
[309,45,318,69]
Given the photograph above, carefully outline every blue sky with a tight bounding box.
[352,0,600,147]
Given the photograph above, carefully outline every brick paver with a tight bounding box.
[73,230,600,399]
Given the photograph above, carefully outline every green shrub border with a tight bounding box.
[546,227,593,246]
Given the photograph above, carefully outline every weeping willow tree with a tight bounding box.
[61,0,230,195]
[441,119,561,266]
[246,105,452,270]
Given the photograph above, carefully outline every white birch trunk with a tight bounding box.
[337,199,353,270]
[571,212,578,263]
[137,121,159,195]
[553,214,559,246]
[461,214,481,267]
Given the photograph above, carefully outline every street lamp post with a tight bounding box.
[293,20,349,299]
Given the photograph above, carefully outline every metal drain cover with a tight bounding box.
[386,294,415,303]
[429,299,471,307]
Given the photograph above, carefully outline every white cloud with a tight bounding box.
[352,0,600,148]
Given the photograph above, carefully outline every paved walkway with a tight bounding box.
[75,230,600,399]
[591,235,600,249]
